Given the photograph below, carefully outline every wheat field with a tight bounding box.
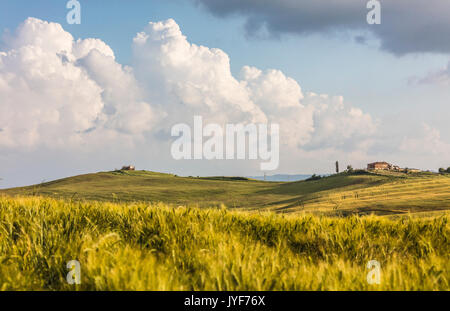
[2,170,449,216]
[0,196,448,290]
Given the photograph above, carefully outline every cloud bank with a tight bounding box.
[194,0,450,55]
[0,17,447,186]
[0,18,375,153]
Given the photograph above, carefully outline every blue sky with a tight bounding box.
[0,0,449,187]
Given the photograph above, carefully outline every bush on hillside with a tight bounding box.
[306,174,322,181]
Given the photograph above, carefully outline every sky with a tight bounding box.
[0,0,449,188]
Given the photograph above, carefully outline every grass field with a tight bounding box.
[1,170,449,290]
[2,170,449,216]
[0,196,448,290]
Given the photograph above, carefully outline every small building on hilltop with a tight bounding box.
[367,162,421,173]
[367,162,392,170]
[121,165,135,171]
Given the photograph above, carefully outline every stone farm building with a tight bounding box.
[367,162,393,170]
[367,162,419,172]
[121,165,135,171]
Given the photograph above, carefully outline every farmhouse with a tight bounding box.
[367,162,392,170]
[121,165,135,171]
[367,162,422,173]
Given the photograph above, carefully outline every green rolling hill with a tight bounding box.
[1,170,449,216]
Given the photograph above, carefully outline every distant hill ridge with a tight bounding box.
[247,174,312,182]
[1,170,449,216]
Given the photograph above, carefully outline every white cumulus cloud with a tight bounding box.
[419,61,450,85]
[132,19,267,128]
[400,123,450,156]
[0,18,157,149]
[0,17,383,186]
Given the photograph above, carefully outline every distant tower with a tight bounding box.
[336,161,339,173]
[264,172,266,181]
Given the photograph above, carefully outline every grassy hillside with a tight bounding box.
[0,196,448,290]
[1,170,449,216]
